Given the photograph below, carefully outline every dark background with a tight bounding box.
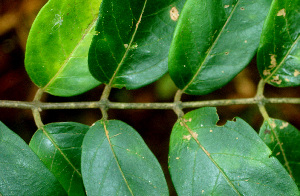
[1,0,299,195]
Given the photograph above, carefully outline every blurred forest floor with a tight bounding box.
[0,0,299,195]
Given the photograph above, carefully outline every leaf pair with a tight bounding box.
[25,0,186,96]
[0,121,168,195]
[169,107,299,195]
[169,0,300,95]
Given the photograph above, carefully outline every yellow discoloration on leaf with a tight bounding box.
[269,54,277,68]
[183,135,192,140]
[191,131,198,139]
[294,70,300,77]
[263,69,271,76]
[176,157,180,160]
[224,5,230,8]
[276,152,281,156]
[277,9,286,17]
[285,78,290,82]
[280,122,288,129]
[271,75,282,85]
[209,129,213,133]
[170,7,179,21]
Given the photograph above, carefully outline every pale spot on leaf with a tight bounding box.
[285,78,290,82]
[294,70,300,77]
[176,157,180,160]
[183,135,192,140]
[170,7,179,21]
[263,69,271,76]
[124,44,128,48]
[271,75,282,85]
[210,130,213,133]
[276,152,281,156]
[269,54,277,68]
[277,9,286,17]
[191,131,198,139]
[280,122,288,129]
[224,5,230,8]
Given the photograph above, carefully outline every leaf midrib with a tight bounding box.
[181,119,242,195]
[108,0,148,86]
[182,0,240,92]
[264,35,300,83]
[103,121,134,195]
[42,16,99,91]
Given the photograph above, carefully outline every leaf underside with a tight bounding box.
[0,122,66,195]
[81,120,169,195]
[29,122,89,195]
[88,0,186,89]
[168,0,272,95]
[257,0,300,87]
[259,118,300,188]
[168,107,298,195]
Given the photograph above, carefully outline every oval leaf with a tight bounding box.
[257,0,300,87]
[29,122,89,195]
[81,120,168,195]
[169,107,298,195]
[168,0,271,95]
[0,122,66,195]
[259,118,300,188]
[88,0,186,89]
[25,0,102,97]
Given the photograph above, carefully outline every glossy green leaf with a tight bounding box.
[168,0,271,95]
[169,107,298,195]
[259,118,300,188]
[257,0,300,87]
[0,121,66,195]
[88,0,185,89]
[81,120,168,195]
[29,122,89,195]
[25,0,102,97]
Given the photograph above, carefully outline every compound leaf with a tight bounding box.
[25,0,102,97]
[81,120,168,195]
[0,122,66,195]
[169,107,298,195]
[168,0,271,95]
[88,0,185,89]
[29,122,89,195]
[257,0,300,87]
[259,118,300,188]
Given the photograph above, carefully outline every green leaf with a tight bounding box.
[0,121,66,195]
[29,122,89,195]
[257,0,300,87]
[88,0,185,89]
[25,0,102,97]
[168,0,272,95]
[169,107,299,195]
[81,120,168,195]
[259,118,300,188]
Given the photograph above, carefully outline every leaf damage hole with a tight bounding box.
[225,52,229,55]
[277,9,286,17]
[170,7,179,21]
[240,7,245,10]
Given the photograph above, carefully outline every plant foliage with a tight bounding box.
[0,0,299,195]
